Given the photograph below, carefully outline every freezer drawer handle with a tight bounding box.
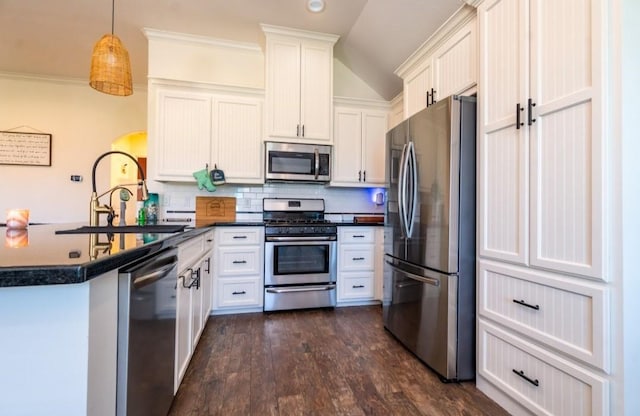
[512,299,540,310]
[385,260,440,287]
[266,284,336,294]
[232,291,247,295]
[512,369,539,387]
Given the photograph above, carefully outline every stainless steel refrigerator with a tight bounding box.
[383,95,476,382]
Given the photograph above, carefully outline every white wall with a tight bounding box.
[0,74,147,224]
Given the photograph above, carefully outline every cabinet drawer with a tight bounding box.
[478,260,608,371]
[216,279,262,308]
[339,227,375,244]
[478,320,608,416]
[217,246,261,276]
[178,235,205,269]
[339,273,375,300]
[339,244,374,271]
[216,227,262,245]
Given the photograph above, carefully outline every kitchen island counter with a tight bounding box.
[0,223,211,287]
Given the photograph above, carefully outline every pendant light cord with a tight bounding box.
[111,0,115,35]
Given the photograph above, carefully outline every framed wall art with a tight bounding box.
[0,131,52,166]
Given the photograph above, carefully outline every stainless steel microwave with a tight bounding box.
[265,142,331,183]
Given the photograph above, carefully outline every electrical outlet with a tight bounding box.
[70,175,83,182]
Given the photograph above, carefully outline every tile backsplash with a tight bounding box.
[159,182,386,216]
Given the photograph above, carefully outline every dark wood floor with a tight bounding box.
[169,305,508,416]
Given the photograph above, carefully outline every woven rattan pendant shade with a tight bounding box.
[89,34,133,96]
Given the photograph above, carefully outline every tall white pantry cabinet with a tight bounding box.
[475,0,620,414]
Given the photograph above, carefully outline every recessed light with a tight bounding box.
[307,0,325,13]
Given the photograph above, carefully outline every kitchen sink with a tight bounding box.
[55,225,187,234]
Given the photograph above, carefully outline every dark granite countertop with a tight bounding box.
[0,223,211,288]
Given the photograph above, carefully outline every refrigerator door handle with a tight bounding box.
[385,259,440,287]
[398,143,409,238]
[406,141,418,238]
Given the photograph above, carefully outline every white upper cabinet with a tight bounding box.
[151,82,264,184]
[213,95,263,183]
[332,99,389,187]
[396,9,477,119]
[153,88,213,181]
[477,0,604,280]
[262,24,339,143]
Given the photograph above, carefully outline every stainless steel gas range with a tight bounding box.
[263,198,337,311]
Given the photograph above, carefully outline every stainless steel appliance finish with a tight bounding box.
[383,95,476,382]
[265,141,331,183]
[263,198,337,311]
[117,248,179,416]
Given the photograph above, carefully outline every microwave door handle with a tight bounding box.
[314,148,320,180]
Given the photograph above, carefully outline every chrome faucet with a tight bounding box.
[90,151,149,227]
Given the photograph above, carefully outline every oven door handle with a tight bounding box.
[265,284,336,294]
[266,236,337,242]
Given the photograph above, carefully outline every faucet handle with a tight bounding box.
[106,206,117,226]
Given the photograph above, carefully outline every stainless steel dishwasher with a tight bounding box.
[117,247,179,416]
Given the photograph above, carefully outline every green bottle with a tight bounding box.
[137,207,146,226]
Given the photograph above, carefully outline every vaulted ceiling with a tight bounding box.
[0,0,466,100]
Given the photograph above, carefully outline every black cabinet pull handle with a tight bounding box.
[426,91,431,107]
[232,235,247,239]
[516,103,525,129]
[206,239,213,242]
[513,299,540,310]
[352,257,365,261]
[430,88,436,105]
[363,171,366,182]
[232,290,246,295]
[353,235,365,238]
[528,98,537,125]
[302,125,305,137]
[358,170,362,181]
[232,260,247,264]
[352,285,365,288]
[205,258,211,273]
[512,369,539,387]
[296,124,300,137]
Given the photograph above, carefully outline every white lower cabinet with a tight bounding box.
[212,227,264,314]
[478,320,609,416]
[337,227,383,305]
[477,259,610,415]
[175,232,214,392]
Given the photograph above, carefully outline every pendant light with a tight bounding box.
[89,0,133,96]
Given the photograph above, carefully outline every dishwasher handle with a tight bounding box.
[126,249,179,289]
[133,261,177,289]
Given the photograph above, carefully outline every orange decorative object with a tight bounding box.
[5,229,28,248]
[6,209,29,229]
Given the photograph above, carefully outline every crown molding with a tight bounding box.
[142,28,262,52]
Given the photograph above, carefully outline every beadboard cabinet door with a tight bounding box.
[154,88,213,181]
[477,0,528,265]
[478,0,604,280]
[332,103,388,187]
[527,0,604,278]
[263,25,338,143]
[213,95,263,183]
